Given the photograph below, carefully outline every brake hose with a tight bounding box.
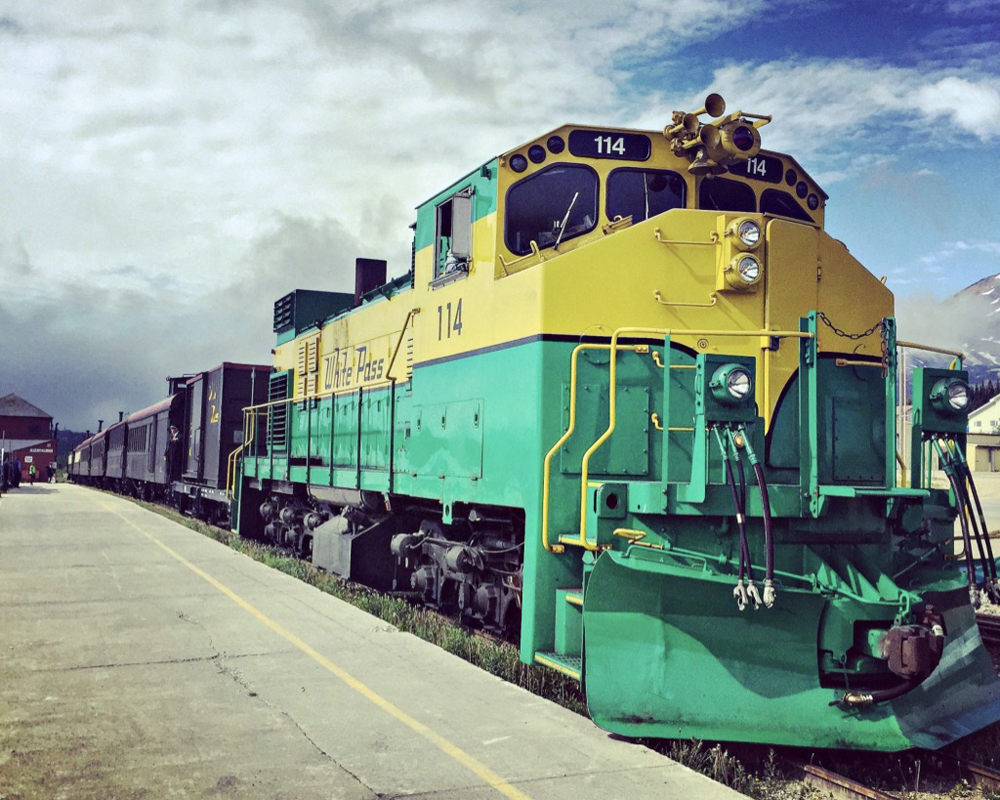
[727,428,761,608]
[937,438,986,591]
[736,424,775,608]
[944,440,991,586]
[834,678,921,708]
[713,426,756,610]
[953,458,989,584]
[736,456,752,576]
[933,438,979,606]
[949,439,999,590]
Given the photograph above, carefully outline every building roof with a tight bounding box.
[970,393,1000,420]
[0,393,52,419]
[1,438,55,453]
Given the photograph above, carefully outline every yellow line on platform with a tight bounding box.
[104,503,532,800]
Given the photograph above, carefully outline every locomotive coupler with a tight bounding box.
[833,605,946,708]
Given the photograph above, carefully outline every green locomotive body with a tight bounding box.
[234,95,1000,750]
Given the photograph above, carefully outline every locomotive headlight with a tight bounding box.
[727,218,762,250]
[930,377,970,416]
[710,363,754,406]
[724,254,763,290]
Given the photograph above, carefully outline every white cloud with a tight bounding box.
[896,292,993,351]
[910,76,1000,139]
[925,240,1000,262]
[625,59,1000,179]
[0,0,998,427]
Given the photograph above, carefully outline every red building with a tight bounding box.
[0,394,57,483]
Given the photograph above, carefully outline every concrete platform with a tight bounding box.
[0,484,743,799]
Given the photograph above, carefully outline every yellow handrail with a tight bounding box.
[498,240,546,273]
[226,406,262,499]
[653,290,718,308]
[541,343,647,553]
[542,325,814,552]
[897,340,964,359]
[225,409,249,498]
[835,358,882,368]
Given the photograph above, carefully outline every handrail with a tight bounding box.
[653,229,718,246]
[835,358,882,368]
[897,340,964,360]
[225,411,248,499]
[541,343,645,553]
[654,290,717,308]
[542,325,815,553]
[226,407,260,499]
[242,380,389,414]
[497,240,545,274]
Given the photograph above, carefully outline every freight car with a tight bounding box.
[70,362,269,523]
[233,94,1000,751]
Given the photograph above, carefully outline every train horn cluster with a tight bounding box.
[664,93,772,175]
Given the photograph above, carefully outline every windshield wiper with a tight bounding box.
[553,192,579,251]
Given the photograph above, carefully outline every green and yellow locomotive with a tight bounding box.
[233,94,1000,750]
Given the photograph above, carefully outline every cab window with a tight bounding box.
[607,168,685,223]
[760,188,813,222]
[699,177,756,213]
[505,164,598,255]
[435,187,473,276]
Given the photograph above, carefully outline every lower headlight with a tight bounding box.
[725,254,762,290]
[930,378,970,416]
[710,364,754,406]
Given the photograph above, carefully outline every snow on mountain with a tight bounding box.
[895,273,1000,386]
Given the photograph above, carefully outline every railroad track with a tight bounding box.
[945,756,1000,791]
[791,757,1000,800]
[790,762,901,799]
[978,612,1000,645]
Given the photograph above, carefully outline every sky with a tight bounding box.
[1,0,999,431]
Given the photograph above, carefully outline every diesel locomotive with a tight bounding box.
[231,94,1000,750]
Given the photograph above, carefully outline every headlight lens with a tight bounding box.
[930,378,970,416]
[946,381,969,412]
[724,254,763,290]
[732,126,756,151]
[727,217,762,250]
[726,368,752,400]
[710,364,754,406]
[736,255,761,283]
[737,219,761,248]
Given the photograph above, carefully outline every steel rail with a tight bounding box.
[949,757,1000,791]
[789,762,901,800]
[926,754,1000,792]
[977,611,1000,646]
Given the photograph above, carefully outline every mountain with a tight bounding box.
[951,274,1000,384]
[895,274,1000,389]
